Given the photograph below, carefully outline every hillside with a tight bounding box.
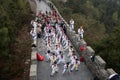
[51,0,120,73]
[0,0,33,80]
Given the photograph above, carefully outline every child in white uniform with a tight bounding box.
[68,46,74,57]
[69,53,77,67]
[62,62,71,74]
[50,53,57,66]
[71,59,80,71]
[78,25,84,40]
[50,61,58,77]
[55,45,60,55]
[45,50,51,62]
[57,51,65,65]
[69,19,74,31]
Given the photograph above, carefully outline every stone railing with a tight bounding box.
[29,48,37,80]
[28,0,37,80]
[66,31,117,80]
[44,0,117,80]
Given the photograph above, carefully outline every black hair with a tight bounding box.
[72,51,75,54]
[52,53,55,55]
[54,61,57,64]
[59,51,62,54]
[47,50,50,53]
[70,46,73,48]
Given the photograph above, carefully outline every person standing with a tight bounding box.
[30,27,37,46]
[62,62,71,75]
[69,53,77,67]
[70,59,80,71]
[63,23,67,34]
[55,45,60,55]
[78,25,84,40]
[45,50,51,62]
[50,61,58,77]
[57,51,65,65]
[30,27,37,40]
[36,23,42,38]
[50,53,57,66]
[68,46,74,57]
[69,19,74,31]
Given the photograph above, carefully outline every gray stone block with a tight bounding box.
[86,46,95,56]
[99,69,108,80]
[70,31,76,36]
[75,34,80,41]
[30,64,37,80]
[79,39,87,46]
[107,68,116,76]
[72,34,77,39]
[30,76,37,80]
[95,55,106,69]
[31,51,37,60]
[86,62,97,75]
[72,30,76,34]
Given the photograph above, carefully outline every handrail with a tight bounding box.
[28,0,37,80]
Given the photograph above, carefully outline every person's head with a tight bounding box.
[80,25,83,29]
[66,62,69,65]
[72,51,75,54]
[56,44,59,48]
[47,50,50,53]
[54,61,57,64]
[52,53,55,55]
[70,46,73,48]
[72,53,75,56]
[76,58,78,61]
[32,27,34,31]
[59,51,62,54]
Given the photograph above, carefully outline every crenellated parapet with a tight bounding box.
[29,49,37,80]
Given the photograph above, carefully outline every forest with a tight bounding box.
[0,0,32,80]
[51,0,120,73]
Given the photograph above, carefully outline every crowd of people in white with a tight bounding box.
[30,10,82,77]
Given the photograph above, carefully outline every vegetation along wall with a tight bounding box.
[0,0,33,80]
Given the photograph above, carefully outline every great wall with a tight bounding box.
[28,0,118,80]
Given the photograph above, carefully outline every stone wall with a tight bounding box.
[28,0,37,80]
[45,0,117,80]
[29,49,37,80]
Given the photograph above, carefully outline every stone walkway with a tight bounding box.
[35,0,51,15]
[36,0,93,80]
